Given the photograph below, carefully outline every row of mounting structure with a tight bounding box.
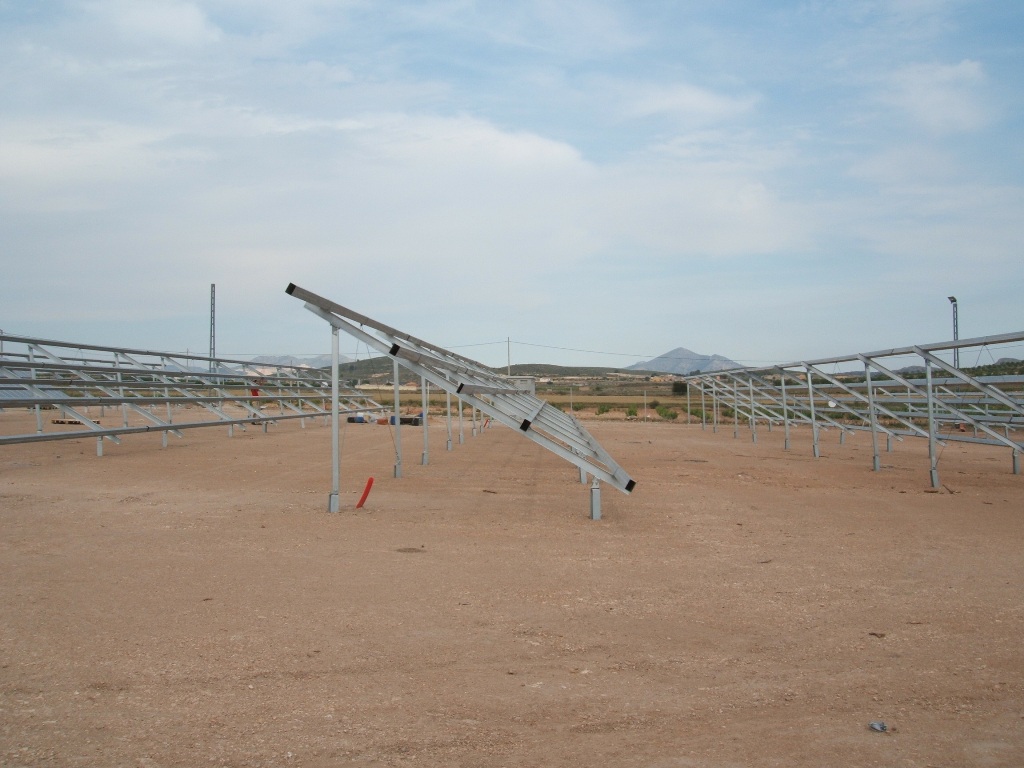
[286,283,635,519]
[0,333,386,455]
[679,331,1024,488]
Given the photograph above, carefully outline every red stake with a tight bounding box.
[355,477,374,509]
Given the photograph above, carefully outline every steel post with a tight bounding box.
[589,477,601,521]
[393,357,402,478]
[781,373,790,450]
[712,380,719,433]
[732,380,739,439]
[926,359,940,488]
[749,378,757,444]
[865,362,880,471]
[445,387,453,451]
[329,327,340,512]
[700,381,706,430]
[806,367,820,458]
[421,376,429,466]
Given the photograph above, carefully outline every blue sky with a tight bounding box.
[2,0,1022,368]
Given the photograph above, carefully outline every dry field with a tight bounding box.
[1,408,1022,767]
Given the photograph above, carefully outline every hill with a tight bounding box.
[627,346,739,375]
[250,354,350,369]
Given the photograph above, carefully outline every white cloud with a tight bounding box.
[83,0,223,47]
[620,82,759,125]
[396,0,643,58]
[884,59,991,134]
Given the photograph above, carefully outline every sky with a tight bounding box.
[2,0,1022,369]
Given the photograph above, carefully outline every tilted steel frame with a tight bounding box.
[286,283,635,519]
[682,331,1024,488]
[0,333,386,455]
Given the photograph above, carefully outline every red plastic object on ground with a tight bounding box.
[355,477,374,509]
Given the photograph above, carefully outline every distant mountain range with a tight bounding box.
[627,346,740,375]
[250,354,350,369]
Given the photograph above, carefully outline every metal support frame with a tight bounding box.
[286,284,635,517]
[0,333,386,452]
[682,330,1024,484]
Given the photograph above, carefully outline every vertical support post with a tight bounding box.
[445,387,453,451]
[806,366,820,458]
[712,380,719,433]
[119,368,128,429]
[700,381,706,431]
[96,436,103,457]
[393,357,402,478]
[580,466,588,485]
[1013,450,1020,476]
[748,378,757,444]
[781,373,790,450]
[458,396,465,444]
[328,327,340,512]
[472,404,478,437]
[30,348,42,434]
[732,380,739,439]
[865,361,880,471]
[589,477,601,521]
[686,383,691,425]
[926,359,940,488]
[421,376,429,466]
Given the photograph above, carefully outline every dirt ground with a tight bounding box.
[1,408,1022,767]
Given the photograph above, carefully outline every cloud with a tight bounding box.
[618,81,759,125]
[394,0,643,58]
[883,59,991,134]
[83,0,223,48]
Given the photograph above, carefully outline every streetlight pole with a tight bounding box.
[948,296,959,368]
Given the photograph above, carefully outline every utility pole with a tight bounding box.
[948,296,959,368]
[209,284,216,372]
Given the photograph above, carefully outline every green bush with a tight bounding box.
[596,404,611,415]
[656,405,678,420]
[672,381,688,395]
[626,405,638,417]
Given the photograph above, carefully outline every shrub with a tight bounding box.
[672,381,688,395]
[596,404,611,415]
[656,405,678,420]
[626,405,638,418]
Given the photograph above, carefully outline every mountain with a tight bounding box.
[249,354,350,369]
[627,346,740,375]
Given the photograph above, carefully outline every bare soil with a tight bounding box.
[1,409,1022,767]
